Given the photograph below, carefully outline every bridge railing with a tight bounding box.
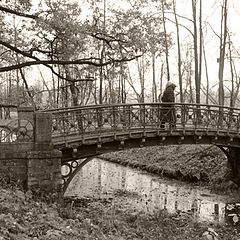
[45,103,240,138]
[0,105,34,143]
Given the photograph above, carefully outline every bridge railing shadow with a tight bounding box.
[46,103,240,140]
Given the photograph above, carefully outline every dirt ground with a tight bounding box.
[0,184,239,240]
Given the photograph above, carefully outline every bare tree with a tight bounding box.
[191,0,200,104]
[173,0,183,102]
[203,43,209,104]
[152,51,157,102]
[218,0,228,106]
[198,0,203,102]
[161,0,170,82]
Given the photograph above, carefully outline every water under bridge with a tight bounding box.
[1,103,240,192]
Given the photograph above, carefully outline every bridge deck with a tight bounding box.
[52,127,239,146]
[45,103,240,159]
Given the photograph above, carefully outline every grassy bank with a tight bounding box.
[101,144,235,191]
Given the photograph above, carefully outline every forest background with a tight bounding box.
[0,0,239,109]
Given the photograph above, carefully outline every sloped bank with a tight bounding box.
[101,144,235,191]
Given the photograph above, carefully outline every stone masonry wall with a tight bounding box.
[0,145,62,192]
[27,150,62,192]
[0,110,63,193]
[0,143,34,186]
[0,154,27,187]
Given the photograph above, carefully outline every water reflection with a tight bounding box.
[65,158,229,223]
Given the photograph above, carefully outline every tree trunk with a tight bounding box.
[158,63,164,102]
[203,42,209,104]
[64,66,78,106]
[152,52,157,102]
[161,0,170,82]
[191,0,200,104]
[228,33,234,107]
[218,0,228,106]
[173,0,183,103]
[198,0,203,102]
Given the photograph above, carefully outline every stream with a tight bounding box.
[64,158,240,225]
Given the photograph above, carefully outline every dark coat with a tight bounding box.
[161,86,175,103]
[160,86,176,124]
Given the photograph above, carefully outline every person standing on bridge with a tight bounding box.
[160,81,177,129]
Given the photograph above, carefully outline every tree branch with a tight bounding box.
[165,17,194,37]
[0,34,139,81]
[90,32,128,47]
[164,11,193,23]
[0,39,91,81]
[0,6,39,19]
[0,39,33,58]
[207,23,220,39]
[0,56,140,73]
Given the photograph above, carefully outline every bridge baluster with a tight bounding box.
[237,113,240,132]
[156,104,161,129]
[125,105,131,129]
[140,104,146,130]
[61,112,67,135]
[76,109,83,133]
[97,107,103,130]
[112,106,116,130]
[181,104,187,131]
[217,106,224,131]
[194,105,202,127]
[204,106,210,130]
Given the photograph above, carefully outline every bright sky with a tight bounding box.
[162,0,240,91]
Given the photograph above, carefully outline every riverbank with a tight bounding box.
[0,183,239,240]
[1,145,240,239]
[101,144,237,192]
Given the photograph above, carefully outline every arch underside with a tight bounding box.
[59,132,240,192]
[57,130,240,160]
[47,103,240,191]
[61,156,95,193]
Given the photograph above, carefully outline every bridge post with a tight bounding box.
[34,112,53,150]
[27,111,62,194]
[18,106,35,125]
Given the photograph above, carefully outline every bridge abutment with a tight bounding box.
[30,111,62,193]
[27,150,62,192]
[0,107,62,194]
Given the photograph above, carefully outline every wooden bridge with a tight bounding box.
[1,103,240,192]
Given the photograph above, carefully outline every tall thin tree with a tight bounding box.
[191,0,200,104]
[218,0,228,106]
[161,0,170,82]
[173,0,183,102]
